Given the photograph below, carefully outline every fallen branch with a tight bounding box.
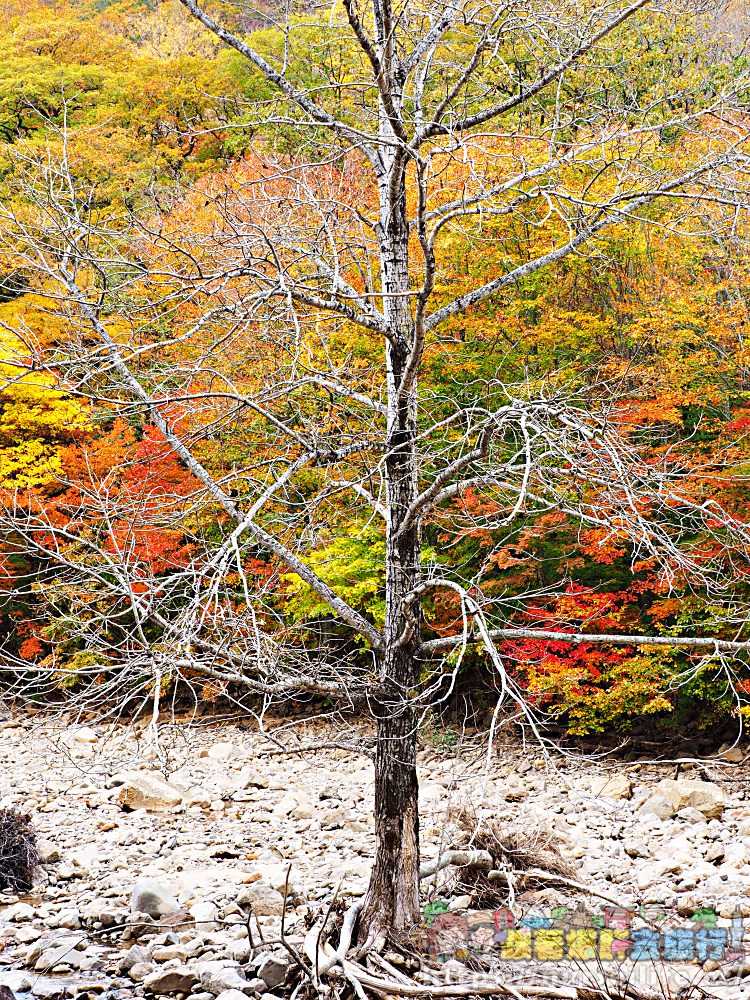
[487,867,634,911]
[303,895,366,983]
[420,850,494,878]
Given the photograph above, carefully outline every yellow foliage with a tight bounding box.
[0,295,88,488]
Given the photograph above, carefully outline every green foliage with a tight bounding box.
[283,525,387,627]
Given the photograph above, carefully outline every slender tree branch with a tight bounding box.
[420,628,750,656]
[420,0,652,140]
[60,271,385,652]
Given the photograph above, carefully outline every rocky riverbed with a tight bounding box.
[1,716,750,1000]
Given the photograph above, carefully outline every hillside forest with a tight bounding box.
[1,0,750,741]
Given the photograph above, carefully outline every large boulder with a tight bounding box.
[655,778,725,819]
[118,774,183,812]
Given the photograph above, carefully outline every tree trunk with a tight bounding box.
[358,398,422,949]
[359,644,421,947]
[358,153,423,950]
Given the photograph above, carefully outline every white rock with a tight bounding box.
[272,793,299,818]
[197,962,249,995]
[214,991,250,1000]
[49,908,80,930]
[638,794,674,820]
[237,767,269,790]
[207,742,237,761]
[723,843,748,867]
[676,806,708,823]
[36,839,60,864]
[130,880,180,918]
[184,788,212,808]
[320,806,347,829]
[1,903,34,922]
[189,900,220,930]
[251,864,295,893]
[291,800,314,820]
[70,727,98,744]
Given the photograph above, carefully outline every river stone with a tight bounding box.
[70,727,98,744]
[142,964,198,994]
[717,744,744,763]
[320,806,347,829]
[119,944,151,973]
[189,900,220,930]
[1,903,34,922]
[206,742,237,760]
[197,963,249,995]
[24,983,66,1000]
[237,767,269,790]
[34,942,96,972]
[236,882,284,916]
[256,954,290,989]
[129,962,155,982]
[36,839,60,864]
[251,864,295,893]
[588,773,632,799]
[184,787,212,808]
[638,794,674,820]
[677,806,709,823]
[130,880,179,918]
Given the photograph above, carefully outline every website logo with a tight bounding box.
[422,902,745,964]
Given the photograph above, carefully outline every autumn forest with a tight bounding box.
[2,0,750,947]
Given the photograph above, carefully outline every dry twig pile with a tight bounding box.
[0,808,38,892]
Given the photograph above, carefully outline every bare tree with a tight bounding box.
[2,0,750,958]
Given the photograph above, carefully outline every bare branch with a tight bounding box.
[420,628,750,656]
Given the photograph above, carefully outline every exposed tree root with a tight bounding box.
[293,847,649,1000]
